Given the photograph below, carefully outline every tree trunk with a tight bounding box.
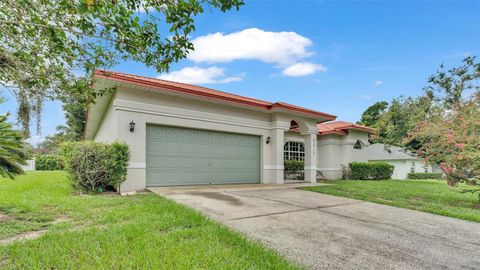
[446,177,457,187]
[440,164,458,187]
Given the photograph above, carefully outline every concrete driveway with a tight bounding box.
[150,184,480,270]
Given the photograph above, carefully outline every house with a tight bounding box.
[85,70,412,193]
[20,160,36,171]
[351,143,441,179]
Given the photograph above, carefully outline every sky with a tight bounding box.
[1,0,479,145]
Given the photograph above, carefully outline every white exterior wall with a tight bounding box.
[107,88,318,192]
[21,160,36,171]
[371,160,435,179]
[316,130,369,179]
[382,160,410,179]
[284,130,370,180]
[93,94,118,143]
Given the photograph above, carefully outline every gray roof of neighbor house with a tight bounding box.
[363,143,417,161]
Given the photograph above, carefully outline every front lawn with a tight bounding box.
[304,180,480,222]
[0,172,299,269]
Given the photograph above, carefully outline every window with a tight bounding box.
[424,165,429,173]
[353,140,362,149]
[410,162,415,173]
[284,141,305,161]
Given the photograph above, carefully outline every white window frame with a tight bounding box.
[284,141,305,161]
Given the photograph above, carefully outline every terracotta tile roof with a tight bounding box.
[94,70,336,120]
[317,121,373,135]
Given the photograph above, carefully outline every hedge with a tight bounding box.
[60,141,129,193]
[35,155,64,171]
[349,162,394,180]
[407,172,443,179]
[284,160,304,172]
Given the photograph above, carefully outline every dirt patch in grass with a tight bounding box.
[50,215,71,224]
[0,256,8,268]
[0,215,72,245]
[0,230,48,245]
[0,213,13,222]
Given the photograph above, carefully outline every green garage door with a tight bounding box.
[146,125,261,186]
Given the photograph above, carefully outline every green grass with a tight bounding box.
[304,179,480,222]
[0,172,300,269]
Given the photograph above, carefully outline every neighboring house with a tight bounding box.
[351,143,441,179]
[85,70,405,193]
[20,160,35,171]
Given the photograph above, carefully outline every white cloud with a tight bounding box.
[157,66,244,84]
[282,62,326,77]
[374,80,383,86]
[189,28,313,65]
[25,135,44,146]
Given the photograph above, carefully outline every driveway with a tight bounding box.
[150,184,480,270]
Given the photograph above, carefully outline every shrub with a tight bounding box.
[284,160,304,172]
[349,162,394,180]
[284,160,304,180]
[408,172,443,179]
[61,141,129,193]
[35,155,64,171]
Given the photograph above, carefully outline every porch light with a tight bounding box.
[266,136,271,144]
[129,121,136,133]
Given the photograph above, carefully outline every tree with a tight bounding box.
[58,78,91,141]
[0,0,244,136]
[357,101,388,127]
[368,93,434,146]
[406,93,480,187]
[0,98,27,178]
[406,56,480,188]
[425,56,480,110]
[36,126,75,155]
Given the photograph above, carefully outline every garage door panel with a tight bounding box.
[147,153,259,170]
[146,125,260,186]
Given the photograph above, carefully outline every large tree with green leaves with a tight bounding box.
[406,93,480,188]
[406,57,480,188]
[425,56,480,110]
[357,101,388,127]
[0,0,244,137]
[0,98,27,178]
[366,93,434,146]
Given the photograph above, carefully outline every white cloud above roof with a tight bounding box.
[157,66,244,84]
[282,62,326,77]
[374,80,383,86]
[188,28,313,65]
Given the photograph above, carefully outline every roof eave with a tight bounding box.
[94,70,336,122]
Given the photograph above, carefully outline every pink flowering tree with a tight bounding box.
[406,94,480,186]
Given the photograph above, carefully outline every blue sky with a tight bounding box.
[1,0,479,144]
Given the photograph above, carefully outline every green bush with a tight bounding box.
[35,155,64,171]
[349,162,394,180]
[408,172,443,179]
[284,160,304,172]
[60,141,129,193]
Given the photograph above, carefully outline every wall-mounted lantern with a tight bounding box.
[266,136,271,144]
[129,121,136,133]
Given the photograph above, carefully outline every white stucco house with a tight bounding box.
[85,70,433,193]
[350,143,441,179]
